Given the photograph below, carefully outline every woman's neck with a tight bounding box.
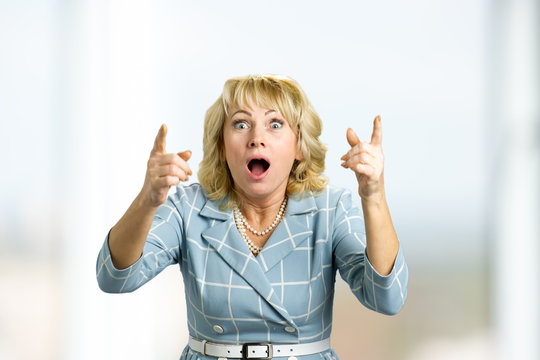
[236,192,287,231]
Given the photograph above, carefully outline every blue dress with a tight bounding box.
[96,183,408,359]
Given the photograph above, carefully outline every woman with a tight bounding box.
[96,74,408,359]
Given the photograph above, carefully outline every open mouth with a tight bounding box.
[247,158,270,176]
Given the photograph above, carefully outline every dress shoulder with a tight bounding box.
[167,183,209,208]
[300,184,354,210]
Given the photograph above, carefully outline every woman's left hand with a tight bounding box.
[341,115,385,200]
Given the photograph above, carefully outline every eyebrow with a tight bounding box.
[231,109,277,117]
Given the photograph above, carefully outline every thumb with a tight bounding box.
[152,124,167,154]
[346,128,361,147]
[177,150,192,161]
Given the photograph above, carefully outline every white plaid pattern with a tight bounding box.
[96,183,408,359]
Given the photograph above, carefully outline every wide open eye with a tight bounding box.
[233,120,248,129]
[270,120,283,129]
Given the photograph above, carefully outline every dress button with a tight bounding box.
[284,326,296,333]
[213,325,224,333]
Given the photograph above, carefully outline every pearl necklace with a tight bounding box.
[233,197,288,255]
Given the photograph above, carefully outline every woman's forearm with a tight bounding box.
[108,191,159,269]
[107,124,192,270]
[341,116,399,275]
[361,192,399,276]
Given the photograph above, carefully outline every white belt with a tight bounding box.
[188,336,331,359]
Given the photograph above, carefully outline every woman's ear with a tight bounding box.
[295,133,304,161]
[295,148,303,161]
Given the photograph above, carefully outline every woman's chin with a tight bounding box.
[235,178,287,201]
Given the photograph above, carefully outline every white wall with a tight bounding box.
[1,1,536,359]
[488,1,540,359]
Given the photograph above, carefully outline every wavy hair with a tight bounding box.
[198,74,327,209]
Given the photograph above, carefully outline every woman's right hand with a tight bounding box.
[141,124,192,208]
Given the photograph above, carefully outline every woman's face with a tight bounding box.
[223,102,302,202]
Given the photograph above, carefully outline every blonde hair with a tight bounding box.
[198,74,328,209]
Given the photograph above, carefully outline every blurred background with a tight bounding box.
[0,0,538,359]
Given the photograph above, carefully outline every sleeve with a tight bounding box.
[332,190,408,315]
[96,195,184,293]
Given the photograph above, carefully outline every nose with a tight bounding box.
[249,128,266,148]
[249,137,265,148]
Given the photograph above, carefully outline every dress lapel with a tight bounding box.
[256,194,317,273]
[199,197,296,325]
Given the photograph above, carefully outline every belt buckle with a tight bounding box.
[241,342,273,359]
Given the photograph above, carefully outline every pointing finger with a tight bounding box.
[370,115,382,145]
[152,124,167,154]
[346,128,361,147]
